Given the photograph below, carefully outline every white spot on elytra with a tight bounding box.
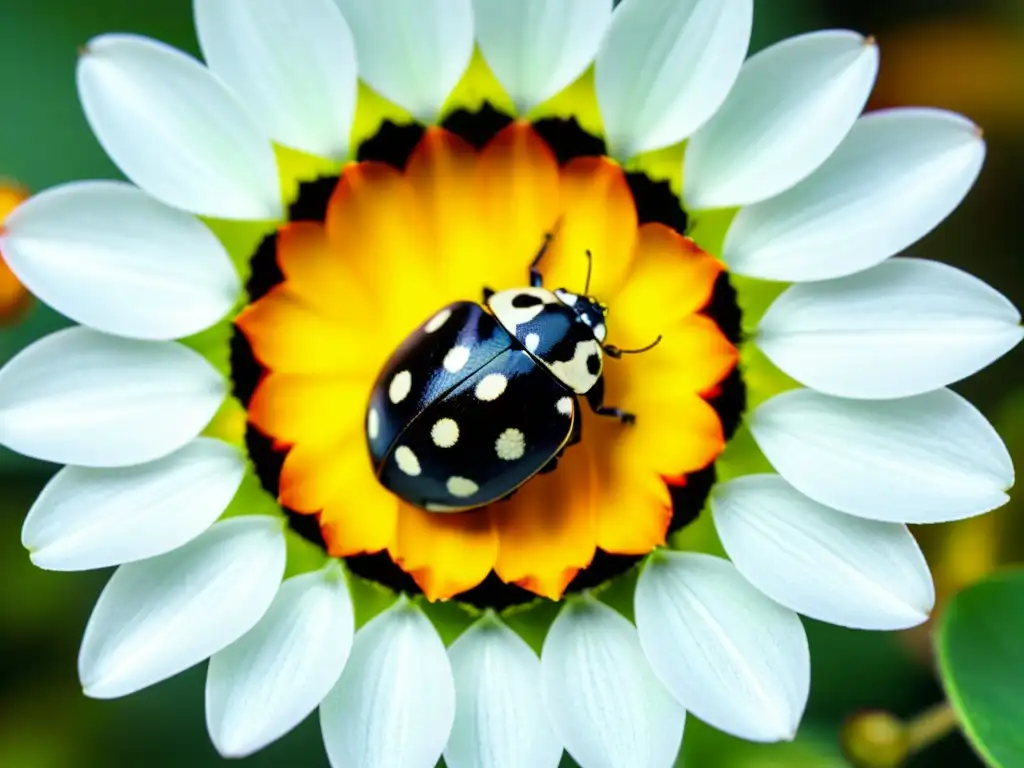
[444,345,471,373]
[557,397,573,416]
[447,476,479,498]
[594,323,606,342]
[525,332,540,353]
[495,428,526,461]
[431,418,459,448]
[475,373,508,401]
[394,445,421,476]
[425,308,452,333]
[367,407,379,440]
[389,370,412,403]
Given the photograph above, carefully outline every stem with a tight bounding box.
[905,701,961,755]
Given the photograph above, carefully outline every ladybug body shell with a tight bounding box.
[367,299,580,512]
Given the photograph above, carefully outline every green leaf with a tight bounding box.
[937,568,1024,767]
[681,719,848,767]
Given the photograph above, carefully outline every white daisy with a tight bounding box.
[0,1,1019,767]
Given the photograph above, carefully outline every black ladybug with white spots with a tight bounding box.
[365,233,660,513]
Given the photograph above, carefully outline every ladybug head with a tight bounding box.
[553,288,608,342]
[551,248,610,341]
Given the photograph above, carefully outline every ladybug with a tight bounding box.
[365,234,659,513]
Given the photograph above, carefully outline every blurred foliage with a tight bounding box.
[0,0,1022,766]
[682,720,848,768]
[938,570,1024,767]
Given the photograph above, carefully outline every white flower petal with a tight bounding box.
[751,388,1014,523]
[595,0,753,159]
[541,596,685,768]
[79,516,286,699]
[473,0,612,115]
[334,0,473,123]
[0,181,240,340]
[206,562,354,758]
[712,475,935,630]
[77,34,283,220]
[684,30,878,210]
[195,0,357,160]
[0,327,226,468]
[320,599,454,768]
[22,438,244,572]
[724,108,985,280]
[445,615,562,768]
[635,552,809,743]
[757,258,1023,399]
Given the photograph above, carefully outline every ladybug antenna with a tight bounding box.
[584,249,593,295]
[603,335,663,359]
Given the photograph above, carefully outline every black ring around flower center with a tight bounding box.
[230,103,746,611]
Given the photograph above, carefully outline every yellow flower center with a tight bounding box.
[236,119,738,602]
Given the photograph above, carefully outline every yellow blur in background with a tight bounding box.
[0,183,31,324]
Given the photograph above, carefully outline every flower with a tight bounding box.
[236,123,734,602]
[0,0,1019,766]
[0,182,31,323]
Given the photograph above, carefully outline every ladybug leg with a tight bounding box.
[586,377,636,425]
[537,455,560,474]
[529,232,554,288]
[482,286,495,302]
[592,403,636,425]
[566,405,583,446]
[540,413,579,475]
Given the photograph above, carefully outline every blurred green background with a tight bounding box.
[1,0,1022,766]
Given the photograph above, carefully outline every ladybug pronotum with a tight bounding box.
[365,234,658,513]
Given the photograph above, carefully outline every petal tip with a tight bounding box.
[906,606,932,629]
[209,731,260,761]
[81,675,120,701]
[19,518,36,551]
[781,720,800,742]
[75,34,123,67]
[880,602,932,632]
[755,702,805,744]
[26,549,59,571]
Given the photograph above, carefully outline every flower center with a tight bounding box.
[231,105,744,609]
